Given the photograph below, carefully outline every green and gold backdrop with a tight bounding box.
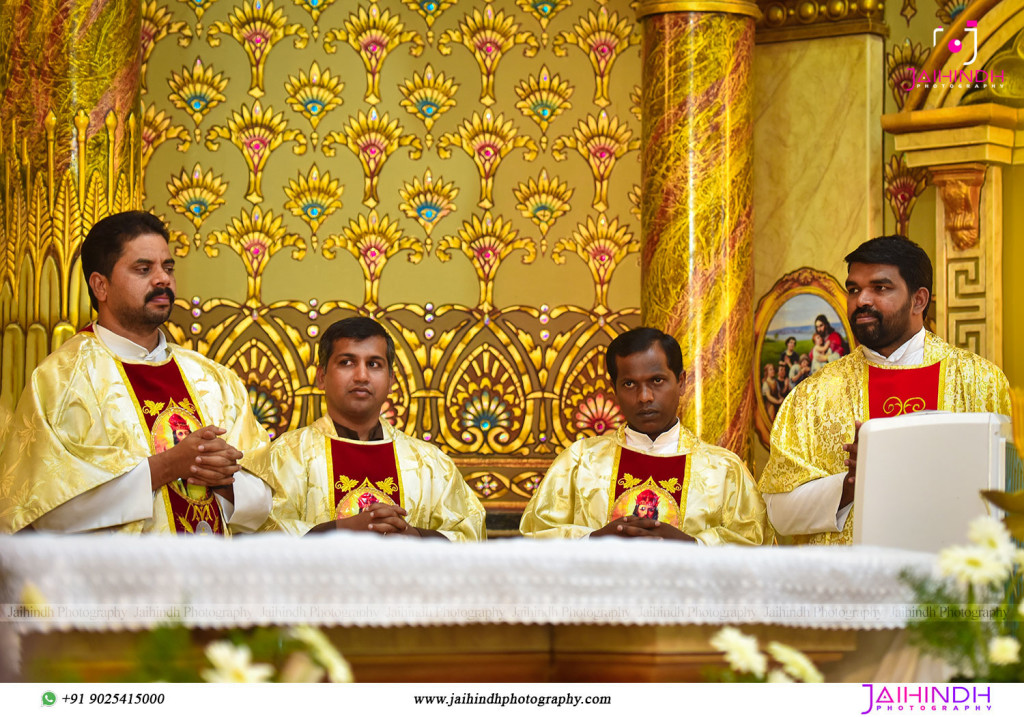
[1,0,644,521]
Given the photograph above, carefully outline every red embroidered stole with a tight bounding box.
[326,437,404,519]
[115,351,225,536]
[864,360,946,419]
[607,447,691,528]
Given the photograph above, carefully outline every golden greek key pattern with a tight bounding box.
[946,256,986,357]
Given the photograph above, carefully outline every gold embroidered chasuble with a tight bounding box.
[0,330,273,534]
[264,416,486,541]
[759,331,1010,545]
[520,424,772,545]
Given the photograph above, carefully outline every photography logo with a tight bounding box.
[934,19,979,66]
[913,20,1004,90]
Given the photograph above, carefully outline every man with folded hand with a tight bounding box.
[0,211,274,535]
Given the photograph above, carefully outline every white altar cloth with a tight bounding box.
[0,534,935,634]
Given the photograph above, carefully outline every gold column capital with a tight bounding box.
[636,1,761,20]
[930,163,987,251]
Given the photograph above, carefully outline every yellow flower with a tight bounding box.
[967,515,1015,565]
[988,636,1021,666]
[767,641,824,683]
[938,545,1011,589]
[200,642,274,683]
[710,627,766,679]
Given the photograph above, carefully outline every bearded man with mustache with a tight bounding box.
[758,236,1010,545]
[0,212,276,535]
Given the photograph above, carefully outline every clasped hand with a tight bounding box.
[592,515,695,541]
[150,426,243,490]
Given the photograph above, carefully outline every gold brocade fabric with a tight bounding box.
[759,332,1011,545]
[519,424,772,545]
[0,332,273,534]
[263,416,486,541]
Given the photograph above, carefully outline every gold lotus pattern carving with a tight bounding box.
[438,110,538,210]
[513,170,573,246]
[323,109,421,209]
[283,164,344,241]
[168,59,229,126]
[207,0,310,99]
[553,7,637,108]
[325,3,425,105]
[399,171,459,241]
[284,61,344,133]
[166,164,229,234]
[398,64,459,136]
[322,210,424,307]
[552,111,639,212]
[438,5,540,106]
[205,101,307,204]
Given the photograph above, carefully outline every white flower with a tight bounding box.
[289,626,354,683]
[767,641,824,683]
[710,627,767,678]
[766,668,794,683]
[200,642,274,683]
[967,516,1015,564]
[938,545,1011,589]
[988,636,1021,666]
[1013,548,1024,570]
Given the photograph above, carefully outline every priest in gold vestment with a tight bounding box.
[520,328,770,545]
[265,317,485,540]
[0,212,273,535]
[759,236,1010,545]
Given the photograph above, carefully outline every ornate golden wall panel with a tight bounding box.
[2,1,646,509]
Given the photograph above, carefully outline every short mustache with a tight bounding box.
[852,307,881,321]
[145,287,175,303]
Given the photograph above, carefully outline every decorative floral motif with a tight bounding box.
[176,0,217,23]
[514,65,572,136]
[446,344,527,454]
[141,103,188,185]
[552,214,637,307]
[402,0,456,29]
[516,0,572,31]
[886,40,929,110]
[205,207,306,305]
[554,7,638,108]
[284,61,344,131]
[166,164,228,232]
[900,0,917,24]
[321,211,424,307]
[291,0,337,37]
[573,392,622,436]
[323,109,421,209]
[628,185,641,221]
[461,389,512,433]
[225,338,293,439]
[436,212,535,309]
[884,153,928,236]
[398,64,458,134]
[205,101,306,204]
[207,0,310,99]
[324,4,424,105]
[142,1,192,92]
[630,84,642,121]
[553,111,640,212]
[168,59,229,125]
[513,170,572,243]
[936,0,971,25]
[399,170,458,240]
[438,110,538,210]
[438,5,539,106]
[283,164,343,240]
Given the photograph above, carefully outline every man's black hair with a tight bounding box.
[844,235,933,320]
[606,327,684,384]
[318,316,396,371]
[80,211,170,310]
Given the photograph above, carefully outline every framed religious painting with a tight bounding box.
[752,268,856,448]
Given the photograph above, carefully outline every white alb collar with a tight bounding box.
[860,327,926,366]
[93,322,169,362]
